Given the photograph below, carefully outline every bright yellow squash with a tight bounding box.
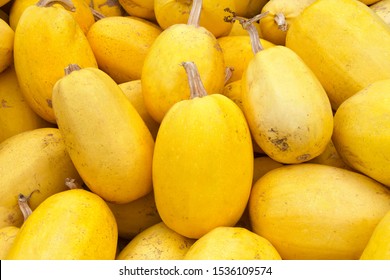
[52,65,154,204]
[0,18,13,73]
[285,0,390,110]
[119,0,155,21]
[83,0,124,17]
[6,189,118,260]
[9,0,95,34]
[249,163,390,260]
[13,2,97,123]
[0,66,53,143]
[106,192,161,240]
[0,226,19,260]
[184,227,282,260]
[360,210,390,260]
[117,222,194,260]
[154,0,235,38]
[0,128,81,229]
[87,16,162,84]
[217,35,274,83]
[153,62,253,239]
[142,0,225,123]
[260,0,316,45]
[332,79,390,187]
[118,80,160,140]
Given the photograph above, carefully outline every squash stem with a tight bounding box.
[188,0,202,27]
[36,0,76,12]
[182,61,208,99]
[64,64,81,75]
[275,12,288,32]
[65,178,83,190]
[18,190,39,221]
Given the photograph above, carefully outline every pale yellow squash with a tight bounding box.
[0,226,19,260]
[184,227,282,260]
[0,128,81,228]
[285,0,390,110]
[242,45,334,164]
[370,0,390,25]
[142,0,225,123]
[360,210,390,260]
[87,16,162,83]
[249,163,390,260]
[332,79,390,187]
[52,65,154,204]
[106,192,161,240]
[260,0,316,45]
[0,18,13,73]
[153,62,253,239]
[117,222,194,260]
[0,66,53,143]
[13,3,97,123]
[6,189,118,260]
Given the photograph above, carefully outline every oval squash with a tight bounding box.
[6,189,118,260]
[249,163,390,260]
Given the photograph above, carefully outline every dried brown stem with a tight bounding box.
[182,61,208,99]
[36,0,76,12]
[187,0,202,27]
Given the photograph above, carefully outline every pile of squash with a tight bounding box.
[1,0,390,260]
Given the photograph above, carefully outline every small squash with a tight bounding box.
[6,189,118,260]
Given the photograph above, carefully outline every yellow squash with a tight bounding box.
[308,140,352,170]
[0,128,81,228]
[360,210,390,260]
[0,226,19,260]
[118,80,160,140]
[233,0,269,17]
[152,62,253,239]
[249,163,390,260]
[332,79,390,187]
[84,0,124,17]
[6,189,118,260]
[106,192,161,240]
[52,65,154,204]
[9,0,95,34]
[260,0,316,45]
[119,0,155,21]
[241,44,333,164]
[184,227,282,260]
[370,0,390,25]
[252,156,283,185]
[142,0,225,123]
[0,18,13,73]
[154,0,235,38]
[285,0,390,110]
[13,2,97,123]
[0,66,52,143]
[217,35,274,83]
[87,16,162,84]
[117,222,194,260]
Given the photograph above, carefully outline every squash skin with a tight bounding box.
[6,189,118,260]
[13,5,97,123]
[52,67,154,204]
[87,16,162,84]
[142,23,225,123]
[0,18,13,73]
[0,226,19,260]
[285,0,390,110]
[360,210,390,260]
[332,79,390,187]
[0,66,53,143]
[241,46,334,164]
[0,128,81,228]
[184,226,282,260]
[249,163,390,260]
[153,94,254,239]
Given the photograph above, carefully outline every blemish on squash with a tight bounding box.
[46,99,53,108]
[1,99,11,108]
[297,153,311,162]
